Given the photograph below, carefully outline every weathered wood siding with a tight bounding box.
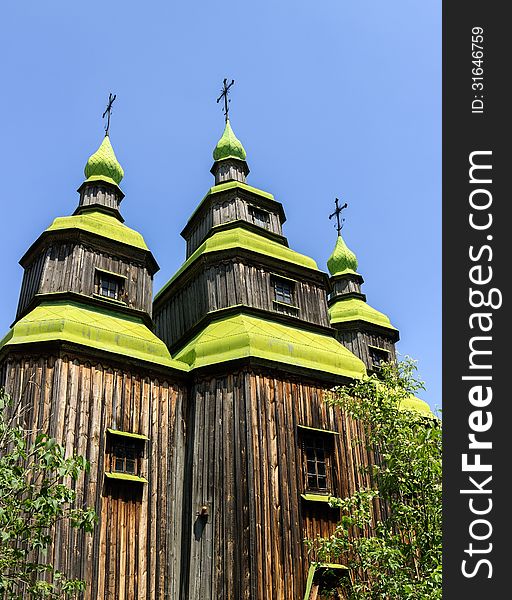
[17,243,153,317]
[183,368,381,600]
[185,193,283,257]
[154,260,330,349]
[334,329,397,370]
[1,353,186,600]
[78,183,122,212]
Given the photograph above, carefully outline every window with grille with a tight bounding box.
[302,433,333,493]
[248,205,270,228]
[112,441,139,475]
[96,271,125,301]
[274,279,294,305]
[369,346,389,372]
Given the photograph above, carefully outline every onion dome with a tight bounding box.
[84,135,124,187]
[212,120,247,162]
[327,234,358,276]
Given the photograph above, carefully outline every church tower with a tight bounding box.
[326,228,399,373]
[0,131,189,600]
[153,117,379,600]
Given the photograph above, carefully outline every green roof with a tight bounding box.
[212,120,247,162]
[329,297,397,331]
[84,135,124,187]
[174,313,366,379]
[327,234,358,276]
[156,226,318,300]
[183,180,278,232]
[0,300,187,371]
[400,395,432,416]
[46,210,149,251]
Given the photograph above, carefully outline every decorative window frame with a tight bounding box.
[104,428,148,484]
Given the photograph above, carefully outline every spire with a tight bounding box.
[327,234,358,276]
[212,119,247,162]
[84,135,124,188]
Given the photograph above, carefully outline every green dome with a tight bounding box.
[84,135,124,187]
[327,234,358,276]
[213,120,247,162]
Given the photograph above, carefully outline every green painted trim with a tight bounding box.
[182,180,278,234]
[318,563,349,570]
[106,428,149,441]
[155,227,318,301]
[329,297,397,331]
[84,174,122,190]
[300,493,338,504]
[46,210,149,251]
[303,565,316,600]
[105,472,147,483]
[303,563,349,600]
[207,180,274,202]
[330,268,362,278]
[297,424,339,436]
[95,267,128,280]
[173,313,366,379]
[0,300,188,371]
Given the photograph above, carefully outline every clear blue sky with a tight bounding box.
[1,1,441,410]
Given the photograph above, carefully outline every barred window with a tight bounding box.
[274,279,294,305]
[113,441,139,475]
[369,346,389,372]
[96,271,125,301]
[248,205,270,228]
[302,433,333,493]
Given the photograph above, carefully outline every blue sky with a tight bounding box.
[0,1,441,409]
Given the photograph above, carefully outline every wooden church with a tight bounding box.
[0,92,429,599]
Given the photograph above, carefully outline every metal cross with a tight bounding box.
[102,93,117,136]
[216,78,235,122]
[329,198,348,235]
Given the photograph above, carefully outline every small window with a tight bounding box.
[307,566,351,600]
[106,430,147,479]
[113,441,138,475]
[274,279,294,305]
[248,205,270,228]
[369,346,389,372]
[302,433,333,493]
[96,271,125,301]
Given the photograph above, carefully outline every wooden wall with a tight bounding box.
[154,259,331,349]
[17,243,153,317]
[334,329,397,371]
[185,193,283,257]
[183,368,382,600]
[78,183,122,212]
[1,353,186,600]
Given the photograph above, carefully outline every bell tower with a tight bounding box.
[1,126,188,600]
[153,113,375,599]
